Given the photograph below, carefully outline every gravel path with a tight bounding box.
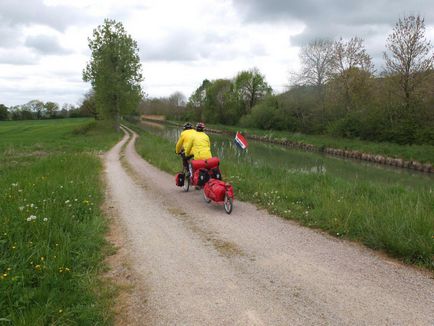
[104,127,434,326]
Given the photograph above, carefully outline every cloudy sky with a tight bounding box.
[1,0,433,107]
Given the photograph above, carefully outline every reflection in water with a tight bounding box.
[140,120,165,129]
[136,122,434,190]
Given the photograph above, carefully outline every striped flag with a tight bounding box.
[234,131,248,150]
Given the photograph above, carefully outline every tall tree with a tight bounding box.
[234,68,272,115]
[296,39,334,123]
[83,19,143,131]
[330,37,374,112]
[384,15,434,109]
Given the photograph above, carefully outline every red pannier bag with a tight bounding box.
[193,169,210,186]
[175,172,185,187]
[191,157,220,171]
[204,179,233,202]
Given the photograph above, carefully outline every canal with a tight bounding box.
[136,121,434,191]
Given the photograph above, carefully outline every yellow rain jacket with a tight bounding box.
[185,131,212,160]
[175,129,196,154]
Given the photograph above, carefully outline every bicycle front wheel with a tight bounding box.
[224,194,233,214]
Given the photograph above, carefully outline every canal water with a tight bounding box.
[137,121,434,191]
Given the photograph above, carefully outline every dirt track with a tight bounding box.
[104,127,434,325]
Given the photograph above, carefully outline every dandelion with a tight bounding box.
[59,309,63,313]
[30,203,34,208]
[3,273,7,277]
[11,246,16,250]
[43,218,48,222]
[34,264,41,270]
[305,211,309,215]
[65,200,70,204]
[27,215,37,221]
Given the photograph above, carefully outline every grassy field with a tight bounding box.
[129,123,434,270]
[201,123,434,164]
[0,119,120,324]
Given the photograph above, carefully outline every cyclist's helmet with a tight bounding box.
[183,122,193,130]
[196,122,205,131]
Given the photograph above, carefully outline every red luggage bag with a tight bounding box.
[203,179,233,202]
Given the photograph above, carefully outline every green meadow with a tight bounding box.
[0,119,120,325]
[129,123,434,269]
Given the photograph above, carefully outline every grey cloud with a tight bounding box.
[25,35,72,55]
[139,28,265,62]
[233,0,434,45]
[139,29,227,62]
[139,36,200,62]
[233,0,434,72]
[0,0,93,31]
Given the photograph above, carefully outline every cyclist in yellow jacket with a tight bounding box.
[185,122,212,160]
[175,122,196,169]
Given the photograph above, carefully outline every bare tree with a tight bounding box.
[332,37,374,74]
[297,39,334,88]
[296,39,334,122]
[169,91,187,107]
[331,37,374,112]
[384,15,434,109]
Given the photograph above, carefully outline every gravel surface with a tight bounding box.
[104,127,434,326]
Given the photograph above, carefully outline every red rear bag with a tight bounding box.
[204,179,233,202]
[191,157,220,171]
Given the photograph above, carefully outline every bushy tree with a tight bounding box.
[234,68,272,115]
[44,101,59,118]
[0,104,9,120]
[24,100,44,119]
[83,19,143,131]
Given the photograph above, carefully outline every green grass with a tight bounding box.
[0,119,121,324]
[202,123,434,164]
[129,123,434,269]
